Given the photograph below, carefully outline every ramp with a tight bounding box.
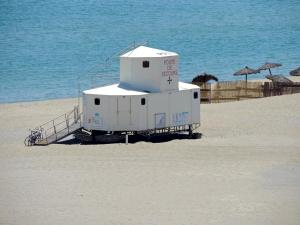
[25,106,82,146]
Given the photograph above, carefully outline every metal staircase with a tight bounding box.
[24,42,151,146]
[24,106,82,146]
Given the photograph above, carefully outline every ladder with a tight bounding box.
[24,106,82,146]
[104,41,148,62]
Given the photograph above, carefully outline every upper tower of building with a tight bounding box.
[119,46,179,92]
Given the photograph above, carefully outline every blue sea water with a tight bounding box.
[0,0,299,103]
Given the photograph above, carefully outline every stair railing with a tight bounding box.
[25,106,82,146]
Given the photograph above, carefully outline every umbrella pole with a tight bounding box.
[245,74,248,96]
[268,68,272,76]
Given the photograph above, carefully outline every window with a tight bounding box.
[193,92,198,99]
[143,60,149,68]
[141,98,146,105]
[94,98,100,105]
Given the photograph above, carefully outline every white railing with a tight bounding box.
[25,106,82,146]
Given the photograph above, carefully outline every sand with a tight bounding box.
[248,75,300,83]
[0,94,300,225]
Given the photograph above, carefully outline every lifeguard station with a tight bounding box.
[25,45,201,145]
[80,45,200,141]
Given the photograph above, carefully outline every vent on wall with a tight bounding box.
[193,92,198,99]
[143,61,150,68]
[94,98,100,105]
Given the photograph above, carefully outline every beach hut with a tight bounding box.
[80,46,201,140]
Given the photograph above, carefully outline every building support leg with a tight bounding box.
[188,124,192,137]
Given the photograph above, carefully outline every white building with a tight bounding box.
[82,46,200,135]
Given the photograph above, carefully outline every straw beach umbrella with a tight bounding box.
[258,62,282,76]
[290,67,300,76]
[234,66,259,96]
[192,73,218,84]
[234,66,259,83]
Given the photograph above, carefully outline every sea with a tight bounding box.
[0,0,299,103]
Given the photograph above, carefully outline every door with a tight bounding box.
[154,113,166,129]
[117,96,131,130]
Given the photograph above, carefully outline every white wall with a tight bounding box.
[119,57,132,84]
[147,92,169,129]
[169,90,192,127]
[82,94,111,131]
[131,57,161,92]
[82,87,200,132]
[83,94,149,132]
[159,56,179,92]
[120,56,179,93]
[146,88,200,130]
[131,95,148,131]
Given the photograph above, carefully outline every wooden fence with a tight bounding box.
[193,81,300,103]
[263,82,300,97]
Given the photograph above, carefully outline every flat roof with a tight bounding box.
[178,82,199,90]
[83,83,148,96]
[120,46,178,58]
[83,82,199,96]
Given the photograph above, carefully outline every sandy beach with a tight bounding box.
[0,94,300,225]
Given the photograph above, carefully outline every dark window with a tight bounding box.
[143,61,149,68]
[193,92,198,99]
[141,98,146,105]
[94,98,100,105]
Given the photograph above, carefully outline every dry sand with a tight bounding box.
[0,94,300,225]
[248,75,300,83]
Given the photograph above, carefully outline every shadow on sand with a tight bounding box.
[56,132,202,145]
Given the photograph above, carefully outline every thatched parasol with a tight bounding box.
[192,73,218,83]
[266,75,293,84]
[234,66,259,83]
[258,62,282,75]
[234,66,259,95]
[289,67,300,76]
